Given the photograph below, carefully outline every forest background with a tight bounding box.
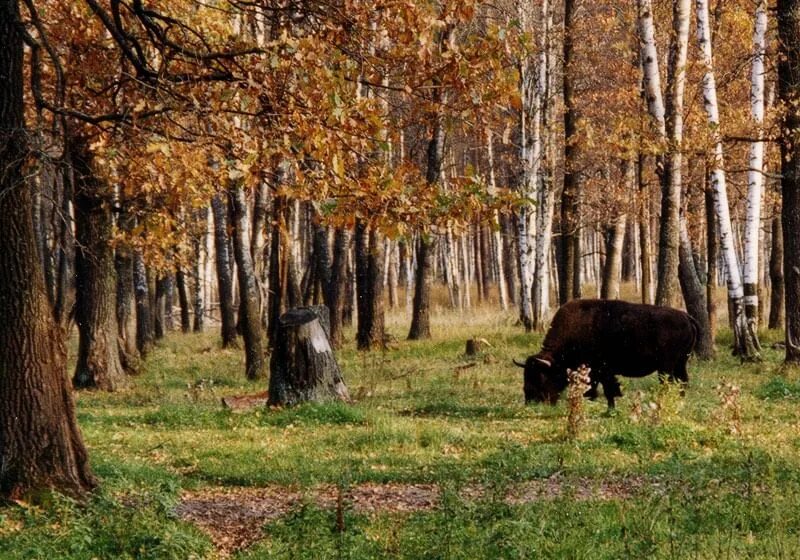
[3,0,800,557]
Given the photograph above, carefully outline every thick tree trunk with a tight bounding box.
[230,184,267,380]
[268,196,288,348]
[679,220,715,359]
[0,1,96,498]
[778,0,800,362]
[71,141,128,391]
[268,307,349,406]
[211,193,239,348]
[408,235,436,340]
[355,221,385,350]
[769,214,785,329]
[560,0,580,306]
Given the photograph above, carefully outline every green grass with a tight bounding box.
[3,302,800,558]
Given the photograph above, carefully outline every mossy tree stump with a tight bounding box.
[268,307,349,406]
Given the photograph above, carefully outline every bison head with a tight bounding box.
[514,355,564,405]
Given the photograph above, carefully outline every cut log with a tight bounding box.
[268,307,349,406]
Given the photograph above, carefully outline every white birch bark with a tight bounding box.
[532,0,554,329]
[744,0,767,328]
[637,0,667,136]
[696,0,760,359]
[516,1,538,330]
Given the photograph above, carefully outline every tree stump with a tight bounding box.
[268,307,349,406]
[465,337,491,356]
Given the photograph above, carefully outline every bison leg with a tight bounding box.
[600,376,623,409]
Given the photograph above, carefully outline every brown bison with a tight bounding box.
[514,299,699,408]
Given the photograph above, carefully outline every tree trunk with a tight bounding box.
[778,0,800,362]
[251,180,270,325]
[71,141,128,391]
[659,0,691,308]
[54,159,74,325]
[560,0,580,306]
[192,207,208,332]
[679,220,715,359]
[0,1,96,498]
[637,155,654,304]
[230,184,267,380]
[409,45,447,340]
[163,274,175,332]
[153,275,168,341]
[769,214,785,329]
[115,223,139,373]
[176,267,191,333]
[268,195,289,348]
[211,193,239,348]
[744,0,768,338]
[355,221,385,350]
[601,213,627,300]
[485,128,508,310]
[133,251,154,355]
[329,228,350,349]
[705,180,719,341]
[408,235,436,340]
[268,307,349,406]
[697,0,760,359]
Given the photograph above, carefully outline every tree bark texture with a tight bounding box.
[329,228,350,349]
[355,221,386,350]
[176,268,191,333]
[192,207,208,332]
[679,220,715,359]
[769,214,785,329]
[133,251,154,355]
[0,0,96,498]
[268,307,349,406]
[230,184,267,380]
[601,214,627,300]
[697,0,761,360]
[71,141,128,391]
[560,0,580,306]
[778,0,800,362]
[211,193,239,348]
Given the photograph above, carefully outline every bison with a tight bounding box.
[514,299,699,408]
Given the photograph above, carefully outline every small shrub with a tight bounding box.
[566,365,591,439]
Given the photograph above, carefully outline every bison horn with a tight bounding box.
[534,357,552,367]
[513,359,526,368]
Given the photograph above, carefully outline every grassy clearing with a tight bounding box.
[3,301,800,558]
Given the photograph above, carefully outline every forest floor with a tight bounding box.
[3,293,800,559]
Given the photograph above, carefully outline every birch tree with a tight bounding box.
[743,0,768,340]
[517,0,549,330]
[695,0,760,359]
